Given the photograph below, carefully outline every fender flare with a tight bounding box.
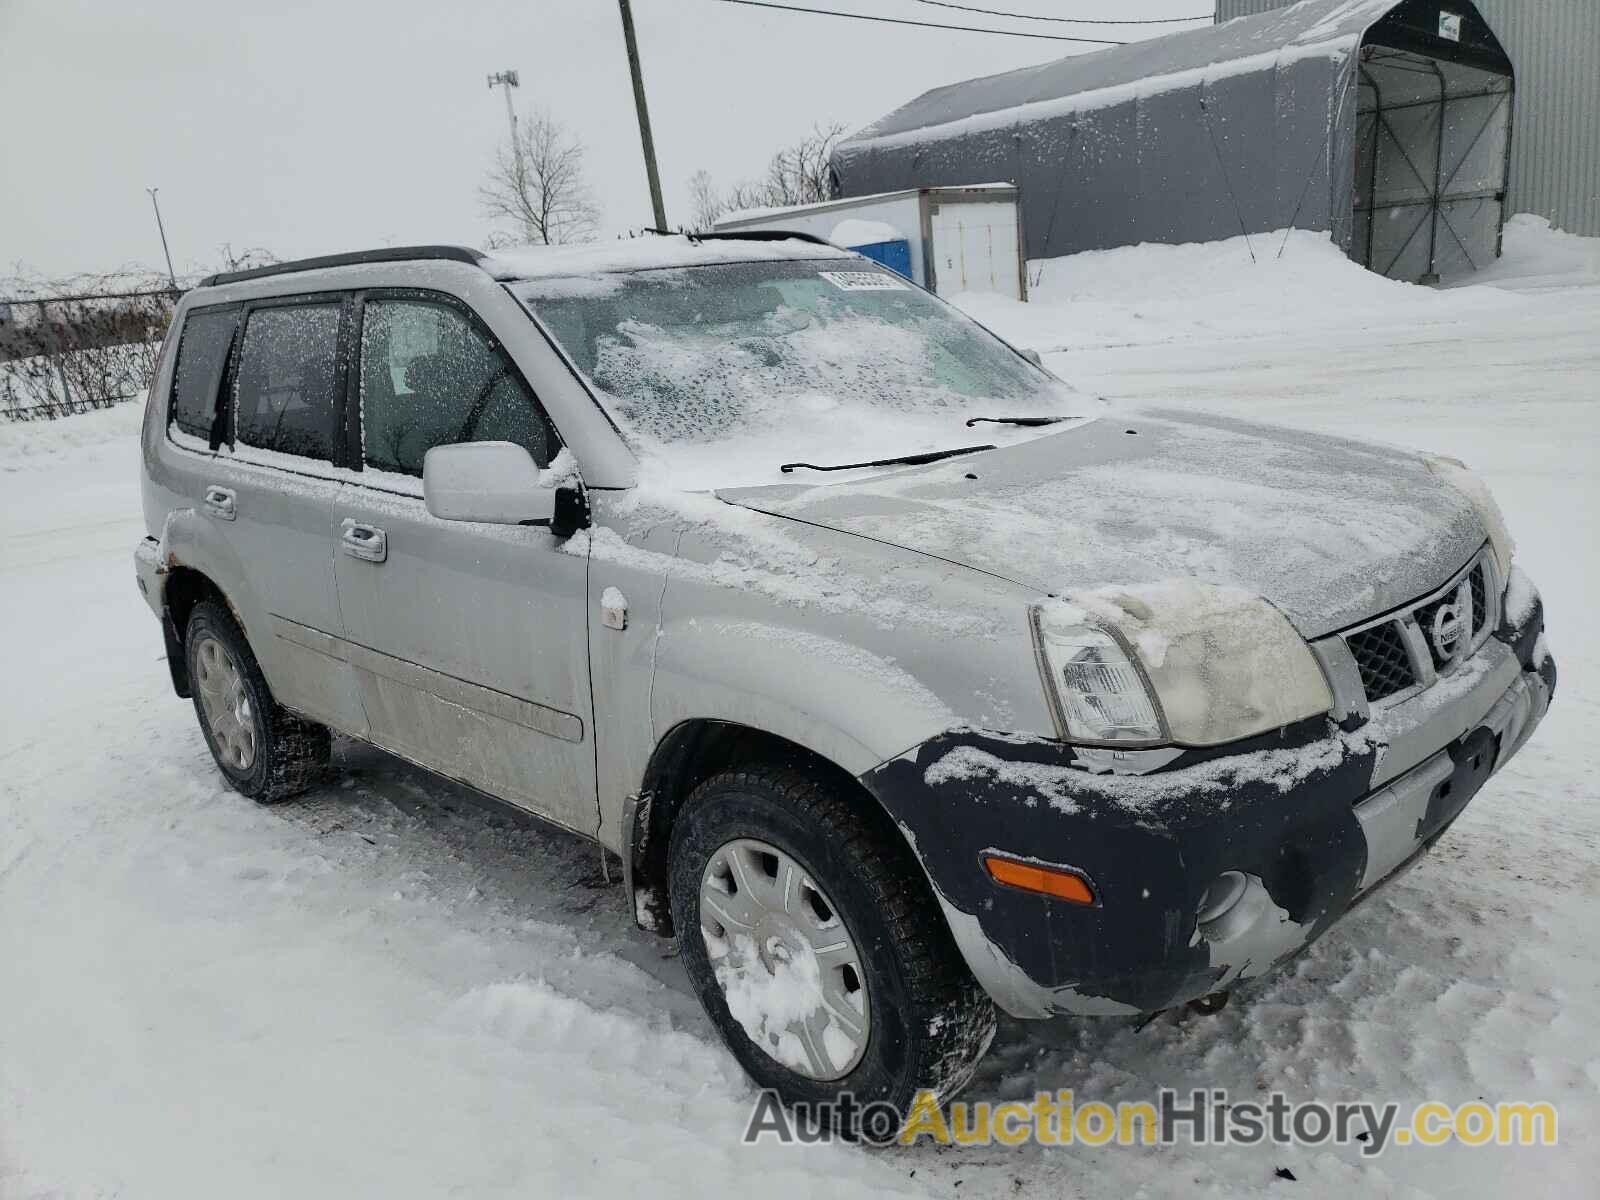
[158,506,263,641]
[649,616,957,777]
[622,618,961,935]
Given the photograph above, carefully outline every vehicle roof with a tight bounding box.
[195,232,852,290]
[485,233,852,281]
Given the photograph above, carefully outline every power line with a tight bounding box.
[914,0,1209,25]
[712,0,1128,44]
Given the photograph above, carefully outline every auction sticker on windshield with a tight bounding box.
[818,270,907,291]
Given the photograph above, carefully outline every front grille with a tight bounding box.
[1335,549,1499,708]
[1412,592,1456,671]
[1346,622,1417,701]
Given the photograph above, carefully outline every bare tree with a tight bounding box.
[730,122,846,213]
[217,243,280,273]
[479,110,600,246]
[688,123,846,228]
[687,169,727,232]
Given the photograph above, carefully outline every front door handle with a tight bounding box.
[203,485,236,521]
[340,520,387,563]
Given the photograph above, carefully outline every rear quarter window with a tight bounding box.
[232,304,343,461]
[168,308,238,440]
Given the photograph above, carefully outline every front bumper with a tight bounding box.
[861,606,1555,1020]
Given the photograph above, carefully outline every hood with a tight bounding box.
[715,410,1486,640]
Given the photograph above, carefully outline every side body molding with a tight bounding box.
[270,617,584,744]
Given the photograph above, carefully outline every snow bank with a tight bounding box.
[1448,214,1600,291]
[952,229,1520,355]
[0,399,144,471]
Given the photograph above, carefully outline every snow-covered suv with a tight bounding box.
[134,235,1555,1120]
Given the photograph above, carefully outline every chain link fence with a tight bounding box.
[1,283,179,421]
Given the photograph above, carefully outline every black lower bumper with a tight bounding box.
[861,623,1555,1020]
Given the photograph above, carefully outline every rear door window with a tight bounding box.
[169,308,238,440]
[233,303,343,461]
[358,298,553,476]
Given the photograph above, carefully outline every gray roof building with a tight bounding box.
[833,0,1531,281]
[1218,0,1600,239]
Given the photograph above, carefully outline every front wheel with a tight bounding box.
[669,763,996,1133]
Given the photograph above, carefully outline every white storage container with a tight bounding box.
[714,184,1027,301]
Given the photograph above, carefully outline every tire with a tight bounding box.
[669,762,996,1135]
[185,600,330,803]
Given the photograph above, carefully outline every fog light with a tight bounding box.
[1196,870,1275,945]
[1196,871,1249,924]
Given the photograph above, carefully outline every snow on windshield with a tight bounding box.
[515,260,1082,488]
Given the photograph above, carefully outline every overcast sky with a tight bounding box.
[0,0,1206,281]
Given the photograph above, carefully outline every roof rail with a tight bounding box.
[198,244,486,288]
[642,229,839,249]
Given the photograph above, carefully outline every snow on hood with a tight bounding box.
[715,409,1486,639]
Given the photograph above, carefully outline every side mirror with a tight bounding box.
[423,441,556,526]
[1020,347,1043,368]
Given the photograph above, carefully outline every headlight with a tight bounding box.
[1031,585,1333,748]
[1423,455,1514,580]
[1029,615,1164,744]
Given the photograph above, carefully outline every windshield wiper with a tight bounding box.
[964,415,1078,428]
[779,443,996,474]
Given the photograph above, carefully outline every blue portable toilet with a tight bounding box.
[846,238,913,280]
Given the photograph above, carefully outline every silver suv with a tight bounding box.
[135,235,1555,1123]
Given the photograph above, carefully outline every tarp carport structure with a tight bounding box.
[832,0,1515,282]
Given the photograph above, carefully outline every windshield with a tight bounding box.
[513,259,1086,488]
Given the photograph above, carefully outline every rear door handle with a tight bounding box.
[203,486,236,521]
[341,519,387,563]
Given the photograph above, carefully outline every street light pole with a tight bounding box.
[617,0,668,231]
[487,69,522,175]
[146,187,178,290]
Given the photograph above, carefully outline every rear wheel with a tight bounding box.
[185,601,330,802]
[669,763,996,1135]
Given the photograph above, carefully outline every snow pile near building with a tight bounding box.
[953,228,1522,355]
[1450,213,1600,291]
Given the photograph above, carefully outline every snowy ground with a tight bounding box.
[3,217,1596,1198]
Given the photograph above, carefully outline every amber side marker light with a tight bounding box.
[982,853,1096,905]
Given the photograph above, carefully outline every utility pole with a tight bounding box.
[146,187,178,290]
[487,69,522,174]
[617,0,668,231]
